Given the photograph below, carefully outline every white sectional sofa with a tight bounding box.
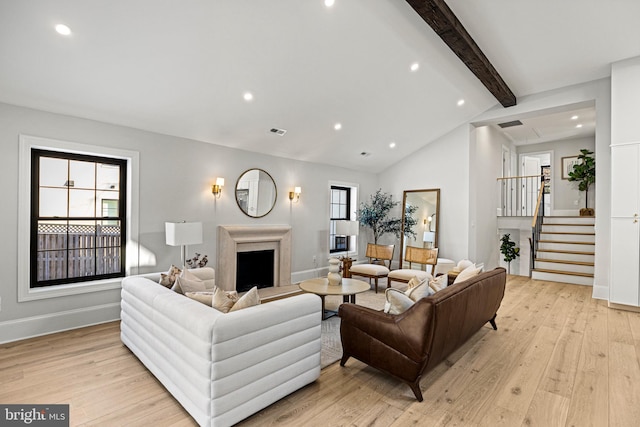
[120,268,322,427]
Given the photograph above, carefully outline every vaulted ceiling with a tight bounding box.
[1,1,639,172]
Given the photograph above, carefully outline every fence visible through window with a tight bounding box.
[36,223,121,282]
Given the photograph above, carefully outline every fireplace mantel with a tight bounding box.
[217,225,292,291]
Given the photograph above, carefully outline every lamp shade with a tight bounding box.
[165,222,203,246]
[423,231,436,243]
[335,220,360,236]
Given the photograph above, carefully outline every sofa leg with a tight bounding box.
[489,314,497,330]
[408,381,423,402]
[340,354,350,366]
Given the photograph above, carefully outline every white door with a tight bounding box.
[522,156,540,216]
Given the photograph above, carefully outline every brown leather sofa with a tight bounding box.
[338,267,507,401]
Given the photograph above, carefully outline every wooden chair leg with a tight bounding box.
[374,278,378,293]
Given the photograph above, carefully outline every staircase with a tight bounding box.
[531,216,595,285]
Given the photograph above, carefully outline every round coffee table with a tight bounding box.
[299,277,370,320]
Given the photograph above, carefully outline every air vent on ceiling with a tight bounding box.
[270,128,287,136]
[497,120,523,128]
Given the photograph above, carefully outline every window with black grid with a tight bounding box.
[31,149,127,288]
[329,186,351,253]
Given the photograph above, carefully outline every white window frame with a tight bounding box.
[18,135,139,301]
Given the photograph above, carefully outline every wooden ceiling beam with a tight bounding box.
[406,0,516,107]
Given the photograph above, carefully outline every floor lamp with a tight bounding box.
[165,221,203,267]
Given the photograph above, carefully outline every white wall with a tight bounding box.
[470,125,511,270]
[0,102,378,341]
[378,123,471,265]
[517,136,596,213]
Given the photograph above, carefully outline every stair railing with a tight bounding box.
[530,183,546,276]
[496,174,545,217]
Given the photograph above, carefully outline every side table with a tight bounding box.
[299,277,370,320]
[341,257,353,278]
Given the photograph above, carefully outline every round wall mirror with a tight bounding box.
[235,168,277,218]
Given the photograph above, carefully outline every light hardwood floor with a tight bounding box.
[2,276,640,426]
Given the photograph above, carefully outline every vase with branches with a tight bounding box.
[357,189,417,244]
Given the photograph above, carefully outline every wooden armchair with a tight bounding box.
[388,247,438,287]
[349,243,394,293]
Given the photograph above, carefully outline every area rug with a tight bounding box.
[319,285,390,368]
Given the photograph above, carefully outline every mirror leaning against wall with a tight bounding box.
[399,189,440,269]
[235,168,277,218]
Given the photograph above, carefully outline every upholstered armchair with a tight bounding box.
[388,246,438,287]
[349,243,394,293]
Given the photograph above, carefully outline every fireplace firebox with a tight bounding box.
[236,249,275,292]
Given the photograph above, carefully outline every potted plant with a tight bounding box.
[499,234,520,274]
[567,149,596,216]
[357,189,417,244]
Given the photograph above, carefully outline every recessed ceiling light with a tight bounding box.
[55,24,71,36]
[410,63,419,72]
[576,124,583,128]
[571,115,579,120]
[324,0,335,7]
[243,92,253,102]
[389,142,396,148]
[457,99,465,107]
[334,123,342,130]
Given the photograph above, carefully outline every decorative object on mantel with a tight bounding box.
[289,186,301,203]
[186,253,208,268]
[327,258,342,286]
[165,221,203,266]
[211,177,224,199]
[567,149,596,216]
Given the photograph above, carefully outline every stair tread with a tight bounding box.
[535,258,594,266]
[539,240,595,245]
[532,268,594,278]
[543,215,595,218]
[540,231,595,235]
[542,223,594,226]
[537,249,595,255]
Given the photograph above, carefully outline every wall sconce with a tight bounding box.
[212,177,224,199]
[289,186,301,203]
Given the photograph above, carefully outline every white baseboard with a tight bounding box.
[292,267,327,283]
[592,284,609,300]
[0,303,121,344]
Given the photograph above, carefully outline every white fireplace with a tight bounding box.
[216,225,292,291]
